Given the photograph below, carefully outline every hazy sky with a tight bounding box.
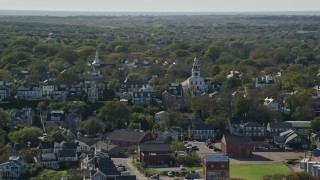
[1,0,320,12]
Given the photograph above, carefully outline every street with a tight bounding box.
[112,157,147,180]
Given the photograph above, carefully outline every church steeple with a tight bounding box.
[192,58,200,77]
[92,50,100,66]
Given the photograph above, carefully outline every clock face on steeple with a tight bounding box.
[194,72,198,76]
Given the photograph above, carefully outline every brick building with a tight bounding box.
[221,134,253,158]
[138,143,172,167]
[203,155,230,180]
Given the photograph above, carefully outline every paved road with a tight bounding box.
[112,157,147,180]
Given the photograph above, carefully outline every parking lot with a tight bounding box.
[185,140,221,157]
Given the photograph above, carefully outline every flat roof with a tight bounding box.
[204,155,229,162]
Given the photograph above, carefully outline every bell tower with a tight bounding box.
[192,58,200,77]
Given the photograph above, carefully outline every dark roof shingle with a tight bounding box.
[139,143,171,152]
[106,130,148,143]
[223,134,251,145]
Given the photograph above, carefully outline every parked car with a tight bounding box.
[168,171,174,177]
[117,166,126,172]
[121,171,130,176]
[180,165,186,171]
[208,145,213,149]
[269,146,278,150]
[192,146,199,151]
[214,148,221,152]
[150,174,159,179]
[285,147,294,151]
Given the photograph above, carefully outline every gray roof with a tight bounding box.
[268,122,293,129]
[193,123,214,130]
[242,122,264,127]
[313,148,320,157]
[204,155,229,162]
[107,130,149,143]
[58,149,76,158]
[285,121,310,128]
[223,134,251,145]
[139,143,171,152]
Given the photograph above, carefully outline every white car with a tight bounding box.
[285,147,294,151]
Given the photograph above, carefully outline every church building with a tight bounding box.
[182,58,209,95]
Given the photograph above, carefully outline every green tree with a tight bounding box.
[8,127,42,146]
[311,117,320,132]
[20,148,38,163]
[47,130,67,143]
[0,144,14,163]
[206,45,221,61]
[0,109,9,131]
[99,101,129,128]
[81,119,106,136]
[171,141,186,152]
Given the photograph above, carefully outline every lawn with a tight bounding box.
[30,169,67,180]
[230,163,292,180]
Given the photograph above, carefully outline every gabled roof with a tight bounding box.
[223,134,251,145]
[242,122,264,127]
[116,176,136,180]
[279,129,295,137]
[38,141,59,149]
[139,143,171,152]
[268,122,293,129]
[284,121,311,128]
[192,123,214,130]
[229,116,253,125]
[13,143,29,151]
[60,142,79,150]
[58,149,77,158]
[106,130,149,143]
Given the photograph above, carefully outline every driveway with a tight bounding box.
[112,157,147,180]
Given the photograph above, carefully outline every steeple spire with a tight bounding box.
[92,50,100,66]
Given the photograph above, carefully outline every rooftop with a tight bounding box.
[204,155,229,162]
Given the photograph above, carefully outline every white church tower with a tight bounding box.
[92,50,100,67]
[186,58,207,93]
[192,58,200,77]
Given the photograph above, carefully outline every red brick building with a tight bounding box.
[106,130,154,147]
[221,134,253,158]
[203,155,230,180]
[138,143,172,167]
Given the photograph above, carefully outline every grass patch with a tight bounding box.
[231,163,291,180]
[30,169,67,180]
[186,166,202,172]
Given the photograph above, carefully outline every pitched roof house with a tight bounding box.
[274,129,308,149]
[10,108,34,127]
[0,156,28,179]
[267,122,293,136]
[106,130,154,147]
[189,122,215,140]
[0,81,11,102]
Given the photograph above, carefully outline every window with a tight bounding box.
[211,164,215,168]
